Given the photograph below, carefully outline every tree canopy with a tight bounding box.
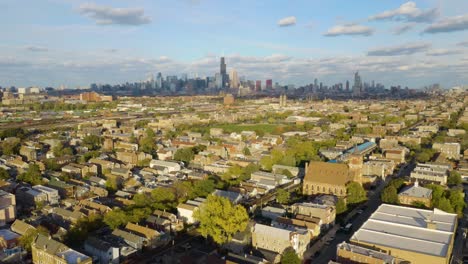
[336,198,348,215]
[447,171,462,186]
[346,182,367,205]
[17,164,42,185]
[381,185,399,204]
[194,195,249,245]
[276,188,290,204]
[281,247,301,264]
[82,135,102,150]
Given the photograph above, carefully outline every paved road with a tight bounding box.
[451,184,468,264]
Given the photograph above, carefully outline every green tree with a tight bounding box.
[194,195,249,245]
[276,189,290,204]
[281,247,301,264]
[346,182,367,205]
[1,138,20,155]
[381,185,399,204]
[389,178,406,191]
[139,129,158,156]
[336,198,347,215]
[17,164,43,185]
[0,168,9,180]
[66,213,104,247]
[448,189,465,216]
[151,188,177,211]
[243,147,251,156]
[447,171,462,186]
[0,128,27,139]
[103,209,128,229]
[174,148,195,164]
[437,197,454,213]
[44,159,61,171]
[193,179,215,197]
[82,135,102,150]
[426,184,445,208]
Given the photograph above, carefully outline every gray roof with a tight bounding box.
[85,236,114,251]
[399,184,432,198]
[351,204,457,257]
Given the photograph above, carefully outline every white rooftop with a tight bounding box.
[351,204,457,257]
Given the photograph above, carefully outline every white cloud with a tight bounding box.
[392,23,415,35]
[324,24,374,37]
[369,1,438,23]
[426,49,463,56]
[423,14,468,34]
[367,42,431,56]
[78,3,151,26]
[278,16,296,27]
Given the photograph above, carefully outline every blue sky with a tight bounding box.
[1,0,468,88]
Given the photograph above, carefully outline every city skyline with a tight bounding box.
[2,0,468,88]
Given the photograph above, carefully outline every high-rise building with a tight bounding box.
[255,80,261,91]
[346,80,350,91]
[230,69,239,89]
[156,72,163,89]
[353,71,362,96]
[220,57,228,89]
[266,79,273,90]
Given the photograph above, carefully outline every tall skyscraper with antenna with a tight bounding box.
[220,57,228,89]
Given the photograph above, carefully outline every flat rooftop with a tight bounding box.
[350,204,457,257]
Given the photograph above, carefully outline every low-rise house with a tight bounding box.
[290,202,335,229]
[32,234,92,264]
[111,229,145,251]
[149,160,181,173]
[250,171,291,189]
[19,145,37,161]
[398,181,432,207]
[0,229,21,258]
[261,206,286,220]
[51,207,84,226]
[10,219,35,236]
[75,200,112,215]
[273,215,321,238]
[177,197,206,224]
[384,149,406,164]
[0,190,15,227]
[272,164,300,177]
[146,209,183,233]
[61,164,82,176]
[212,189,243,204]
[251,223,310,259]
[84,236,120,264]
[125,223,162,249]
[48,180,74,198]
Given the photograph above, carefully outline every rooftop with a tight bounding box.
[350,204,457,257]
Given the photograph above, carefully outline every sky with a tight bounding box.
[2,0,468,89]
